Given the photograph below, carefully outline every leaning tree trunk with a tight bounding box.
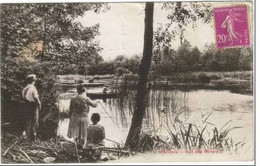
[125,2,154,150]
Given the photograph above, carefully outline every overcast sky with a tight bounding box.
[77,2,251,61]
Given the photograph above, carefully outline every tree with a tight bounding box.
[125,2,154,150]
[176,41,192,72]
[155,48,178,75]
[1,3,107,74]
[239,47,253,70]
[125,55,141,74]
[190,46,201,71]
[1,3,108,138]
[200,43,252,72]
[125,2,212,150]
[153,2,212,71]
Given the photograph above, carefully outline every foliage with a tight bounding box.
[151,42,252,75]
[1,60,60,139]
[197,72,211,83]
[115,67,131,77]
[88,55,141,76]
[1,3,108,138]
[201,44,253,71]
[133,122,245,154]
[108,44,252,77]
[115,55,141,74]
[1,3,108,74]
[153,2,213,67]
[88,61,115,75]
[151,2,252,75]
[128,99,246,153]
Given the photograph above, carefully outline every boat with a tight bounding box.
[59,83,106,88]
[60,89,119,100]
[87,92,119,99]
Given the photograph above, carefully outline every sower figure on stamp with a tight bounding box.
[22,74,41,142]
[221,9,243,43]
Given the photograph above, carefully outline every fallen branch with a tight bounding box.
[14,143,34,163]
[3,141,17,156]
[99,147,130,155]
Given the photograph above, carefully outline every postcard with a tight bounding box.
[0,0,255,164]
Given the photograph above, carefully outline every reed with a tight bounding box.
[132,122,245,154]
[132,108,245,154]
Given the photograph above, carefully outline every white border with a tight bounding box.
[0,0,257,165]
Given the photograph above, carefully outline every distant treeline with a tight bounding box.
[85,42,253,76]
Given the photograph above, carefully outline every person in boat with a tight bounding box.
[22,74,41,141]
[67,84,98,144]
[89,77,94,83]
[102,85,110,94]
[84,113,105,148]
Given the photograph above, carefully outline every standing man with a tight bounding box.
[22,74,41,141]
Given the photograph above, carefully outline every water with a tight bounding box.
[57,88,253,150]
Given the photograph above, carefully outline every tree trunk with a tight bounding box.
[125,2,154,150]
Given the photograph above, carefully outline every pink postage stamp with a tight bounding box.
[214,5,250,49]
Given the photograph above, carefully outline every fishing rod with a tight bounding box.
[105,138,124,146]
[98,101,120,127]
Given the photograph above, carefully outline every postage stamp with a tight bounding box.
[214,5,250,49]
[0,1,254,164]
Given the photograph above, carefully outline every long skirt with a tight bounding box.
[67,115,90,140]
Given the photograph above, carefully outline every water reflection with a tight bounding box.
[57,87,253,148]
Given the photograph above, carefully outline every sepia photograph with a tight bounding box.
[0,1,255,164]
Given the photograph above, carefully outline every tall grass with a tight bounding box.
[133,100,246,154]
[134,119,245,154]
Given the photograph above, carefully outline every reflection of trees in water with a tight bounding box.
[107,86,136,128]
[106,86,190,133]
[148,89,190,133]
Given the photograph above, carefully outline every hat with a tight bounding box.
[76,84,86,94]
[26,74,36,81]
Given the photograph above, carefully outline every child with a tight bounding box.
[84,113,105,148]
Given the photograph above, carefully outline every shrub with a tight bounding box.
[198,72,211,83]
[115,67,131,77]
[1,61,59,140]
[208,74,221,80]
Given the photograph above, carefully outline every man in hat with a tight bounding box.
[22,74,41,141]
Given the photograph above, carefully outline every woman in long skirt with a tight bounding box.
[67,85,98,143]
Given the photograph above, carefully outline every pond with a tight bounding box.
[57,87,253,152]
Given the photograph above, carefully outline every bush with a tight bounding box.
[1,61,59,140]
[198,72,211,84]
[208,74,221,80]
[115,67,131,77]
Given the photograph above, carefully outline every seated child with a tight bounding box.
[84,113,105,148]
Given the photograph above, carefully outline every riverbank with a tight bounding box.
[2,115,253,164]
[112,71,253,95]
[1,133,128,163]
[57,71,253,95]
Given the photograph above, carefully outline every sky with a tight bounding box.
[77,2,252,61]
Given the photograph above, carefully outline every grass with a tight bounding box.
[131,103,247,155]
[134,121,245,154]
[1,109,246,163]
